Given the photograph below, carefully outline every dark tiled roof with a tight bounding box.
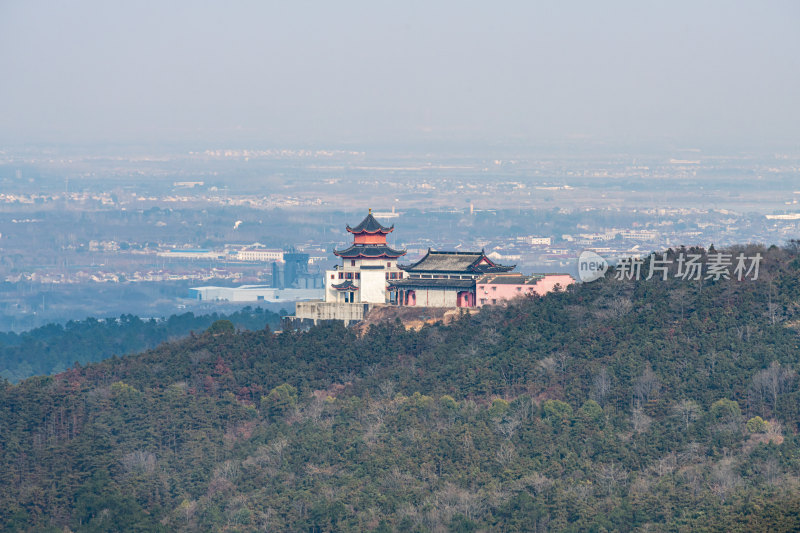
[477,273,573,285]
[334,244,406,259]
[401,250,513,274]
[472,264,517,274]
[476,273,543,285]
[388,278,475,289]
[331,280,358,290]
[346,212,394,234]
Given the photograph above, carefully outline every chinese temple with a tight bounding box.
[293,211,573,326]
[388,250,514,307]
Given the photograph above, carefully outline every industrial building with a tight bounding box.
[188,285,323,303]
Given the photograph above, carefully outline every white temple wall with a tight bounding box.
[324,269,338,303]
[360,270,387,303]
[414,289,458,307]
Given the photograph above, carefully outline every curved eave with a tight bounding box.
[331,281,359,290]
[345,213,395,234]
[346,225,394,235]
[388,278,475,290]
[333,245,407,259]
[334,253,406,259]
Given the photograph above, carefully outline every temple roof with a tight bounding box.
[331,280,359,290]
[401,250,514,274]
[346,211,394,234]
[476,273,544,285]
[333,244,407,259]
[388,278,475,290]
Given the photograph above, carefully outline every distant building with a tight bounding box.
[371,205,400,219]
[273,252,322,289]
[518,236,552,246]
[188,285,323,302]
[237,248,284,262]
[619,230,658,240]
[765,213,800,220]
[159,249,222,260]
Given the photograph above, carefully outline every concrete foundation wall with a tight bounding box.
[295,301,372,324]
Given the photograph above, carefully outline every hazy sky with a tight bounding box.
[1,1,798,148]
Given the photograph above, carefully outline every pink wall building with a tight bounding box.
[475,273,574,307]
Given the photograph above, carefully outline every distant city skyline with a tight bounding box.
[1,1,799,149]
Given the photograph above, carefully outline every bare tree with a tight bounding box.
[121,450,156,474]
[761,458,781,486]
[495,442,517,466]
[631,406,652,433]
[509,472,553,495]
[709,458,740,502]
[431,482,486,522]
[213,460,240,482]
[495,414,522,440]
[609,296,634,318]
[677,442,704,465]
[750,361,796,416]
[378,380,396,400]
[633,364,661,405]
[672,399,701,430]
[512,395,536,422]
[651,452,677,478]
[596,462,628,494]
[591,367,613,406]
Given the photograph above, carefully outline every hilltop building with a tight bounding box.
[388,250,513,307]
[324,210,406,304]
[292,211,573,326]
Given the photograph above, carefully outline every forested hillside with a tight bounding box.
[1,245,799,532]
[0,307,281,383]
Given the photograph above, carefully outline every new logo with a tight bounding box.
[578,250,609,283]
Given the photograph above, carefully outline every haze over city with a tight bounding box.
[1,1,798,148]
